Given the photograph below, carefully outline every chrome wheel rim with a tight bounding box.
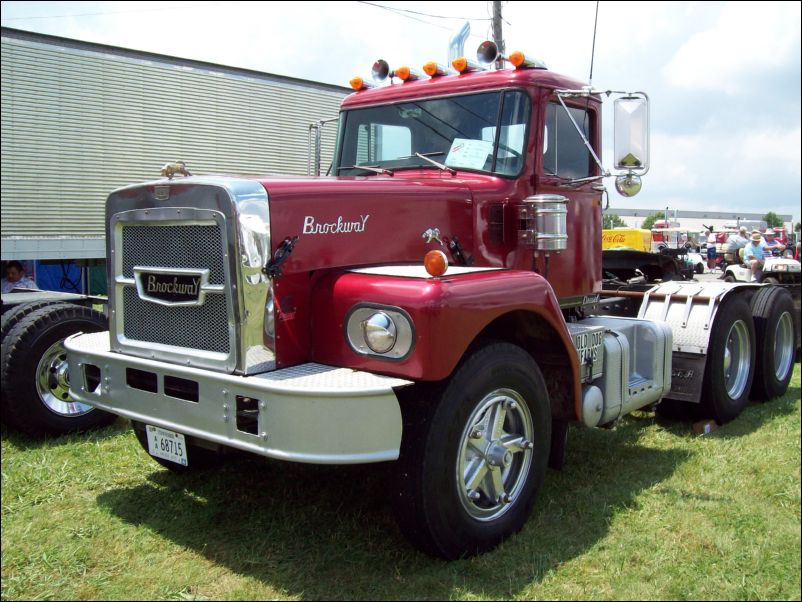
[457,388,534,522]
[36,341,94,417]
[773,312,794,382]
[723,320,751,399]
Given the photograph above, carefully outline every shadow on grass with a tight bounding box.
[0,417,128,451]
[653,384,800,440]
[96,412,691,600]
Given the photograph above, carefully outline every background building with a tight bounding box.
[1,27,348,291]
[608,207,794,235]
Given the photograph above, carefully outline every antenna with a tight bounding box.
[588,0,599,86]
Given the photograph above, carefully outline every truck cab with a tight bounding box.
[62,42,796,560]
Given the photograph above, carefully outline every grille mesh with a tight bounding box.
[122,224,226,284]
[118,221,231,355]
[123,287,230,353]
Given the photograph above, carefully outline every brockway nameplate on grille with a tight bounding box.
[134,267,210,306]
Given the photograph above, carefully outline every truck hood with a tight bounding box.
[257,174,475,274]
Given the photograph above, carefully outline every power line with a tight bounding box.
[357,2,491,21]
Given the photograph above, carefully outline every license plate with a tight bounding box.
[146,425,188,466]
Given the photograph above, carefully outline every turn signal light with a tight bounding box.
[424,250,448,277]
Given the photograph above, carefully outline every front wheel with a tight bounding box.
[392,342,551,559]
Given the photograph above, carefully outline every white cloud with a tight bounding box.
[664,1,801,93]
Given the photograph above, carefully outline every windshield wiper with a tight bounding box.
[398,152,456,175]
[336,165,394,176]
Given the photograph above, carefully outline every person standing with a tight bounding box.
[706,229,718,272]
[2,260,38,293]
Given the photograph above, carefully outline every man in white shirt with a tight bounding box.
[2,260,38,294]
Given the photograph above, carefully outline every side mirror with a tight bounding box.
[614,94,649,174]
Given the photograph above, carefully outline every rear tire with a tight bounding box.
[1,300,60,344]
[750,287,795,400]
[392,342,551,559]
[701,297,755,423]
[1,303,116,436]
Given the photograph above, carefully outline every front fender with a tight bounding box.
[310,266,579,390]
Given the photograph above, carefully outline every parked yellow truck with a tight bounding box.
[602,228,651,252]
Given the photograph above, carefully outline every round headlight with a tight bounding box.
[362,312,397,354]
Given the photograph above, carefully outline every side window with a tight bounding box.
[543,103,594,179]
[356,124,411,164]
[480,90,529,175]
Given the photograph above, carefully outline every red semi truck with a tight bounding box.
[60,43,796,559]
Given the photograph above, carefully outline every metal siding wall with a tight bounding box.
[1,35,345,254]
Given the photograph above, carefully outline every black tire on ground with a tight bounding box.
[0,303,117,436]
[0,300,60,344]
[761,276,780,285]
[695,263,704,275]
[701,296,756,424]
[392,342,551,559]
[750,286,795,400]
[723,274,737,283]
[131,420,224,473]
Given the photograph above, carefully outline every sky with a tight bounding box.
[2,1,801,224]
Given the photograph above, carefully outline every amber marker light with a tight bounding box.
[349,76,374,91]
[507,51,547,70]
[423,61,448,77]
[395,66,422,82]
[424,250,449,277]
[509,51,526,68]
[451,57,469,73]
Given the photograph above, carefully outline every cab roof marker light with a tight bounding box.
[508,51,548,70]
[349,76,375,91]
[423,61,450,77]
[451,56,486,74]
[395,66,423,82]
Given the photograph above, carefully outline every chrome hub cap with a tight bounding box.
[36,341,94,417]
[457,388,534,521]
[723,320,751,399]
[773,312,794,382]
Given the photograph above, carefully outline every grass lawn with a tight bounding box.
[2,366,800,600]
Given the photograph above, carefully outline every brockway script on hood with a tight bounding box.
[302,215,370,235]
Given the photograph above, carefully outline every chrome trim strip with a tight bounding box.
[107,177,273,375]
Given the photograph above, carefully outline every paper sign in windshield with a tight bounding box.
[445,138,493,169]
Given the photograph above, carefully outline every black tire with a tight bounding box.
[1,300,60,344]
[701,296,755,423]
[392,342,551,559]
[750,287,795,400]
[695,263,704,275]
[761,276,779,285]
[1,303,116,436]
[131,420,224,473]
[723,274,737,283]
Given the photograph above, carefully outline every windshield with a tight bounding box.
[335,90,530,177]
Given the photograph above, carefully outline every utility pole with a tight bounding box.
[492,1,505,69]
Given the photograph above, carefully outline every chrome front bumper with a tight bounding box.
[65,332,410,464]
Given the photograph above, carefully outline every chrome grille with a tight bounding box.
[122,224,226,284]
[118,221,231,355]
[122,288,230,353]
